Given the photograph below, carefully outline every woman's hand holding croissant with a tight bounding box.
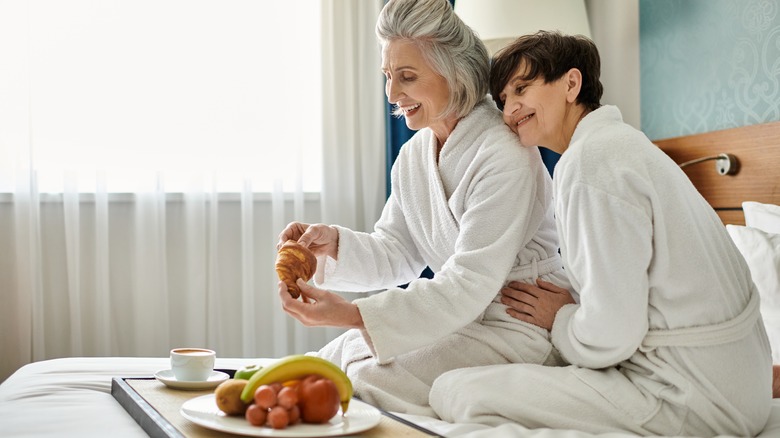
[278,279,364,329]
[277,222,339,260]
[277,222,357,327]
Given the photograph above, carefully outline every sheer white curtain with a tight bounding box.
[0,0,385,382]
[321,0,386,229]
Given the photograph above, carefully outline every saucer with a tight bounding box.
[154,369,229,390]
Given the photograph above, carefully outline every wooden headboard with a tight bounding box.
[654,121,780,225]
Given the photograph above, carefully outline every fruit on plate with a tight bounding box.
[239,354,353,413]
[242,375,339,429]
[297,375,340,423]
[245,404,267,426]
[234,364,263,381]
[214,379,250,416]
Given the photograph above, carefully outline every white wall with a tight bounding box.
[585,0,640,129]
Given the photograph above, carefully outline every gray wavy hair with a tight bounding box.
[376,0,489,120]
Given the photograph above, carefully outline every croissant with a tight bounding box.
[276,240,317,301]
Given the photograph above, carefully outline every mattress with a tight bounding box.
[1,357,778,437]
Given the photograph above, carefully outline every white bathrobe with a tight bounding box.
[314,97,571,415]
[430,106,773,436]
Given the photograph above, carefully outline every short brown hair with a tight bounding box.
[489,31,603,112]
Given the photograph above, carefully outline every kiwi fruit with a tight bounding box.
[215,379,250,416]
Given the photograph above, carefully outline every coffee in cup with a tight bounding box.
[170,348,216,381]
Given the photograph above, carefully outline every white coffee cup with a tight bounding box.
[170,348,216,382]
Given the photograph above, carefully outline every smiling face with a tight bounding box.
[382,39,456,144]
[498,61,573,153]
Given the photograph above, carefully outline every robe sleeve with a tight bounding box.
[312,142,432,292]
[313,191,429,292]
[551,182,654,368]
[348,154,541,363]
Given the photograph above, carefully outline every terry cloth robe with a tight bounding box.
[430,106,772,437]
[314,97,571,416]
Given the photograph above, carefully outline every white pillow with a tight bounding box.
[743,201,780,234]
[726,224,780,362]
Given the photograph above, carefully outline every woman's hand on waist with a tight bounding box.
[501,278,575,331]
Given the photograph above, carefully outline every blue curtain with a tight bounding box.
[384,101,415,198]
[539,148,561,176]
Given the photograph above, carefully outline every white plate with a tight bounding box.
[181,394,382,437]
[154,369,229,390]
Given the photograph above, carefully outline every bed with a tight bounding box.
[1,121,779,437]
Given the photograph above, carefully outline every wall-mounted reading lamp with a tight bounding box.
[679,153,739,176]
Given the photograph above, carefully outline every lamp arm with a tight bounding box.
[678,153,739,176]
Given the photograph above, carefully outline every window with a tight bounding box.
[0,0,322,193]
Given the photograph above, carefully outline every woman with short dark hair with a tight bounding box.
[431,31,772,436]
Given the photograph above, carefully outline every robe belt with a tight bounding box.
[508,254,564,281]
[640,290,760,352]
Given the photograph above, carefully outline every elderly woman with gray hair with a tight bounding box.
[276,0,571,415]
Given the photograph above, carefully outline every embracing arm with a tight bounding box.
[550,182,653,368]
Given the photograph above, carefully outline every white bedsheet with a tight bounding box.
[0,357,778,437]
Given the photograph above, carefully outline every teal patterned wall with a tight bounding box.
[640,0,780,140]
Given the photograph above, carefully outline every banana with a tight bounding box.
[239,354,354,413]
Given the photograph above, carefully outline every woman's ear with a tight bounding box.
[564,68,583,103]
